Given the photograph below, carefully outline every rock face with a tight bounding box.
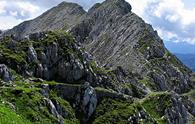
[27,46,38,62]
[4,32,92,83]
[3,0,192,94]
[4,0,189,94]
[0,64,12,82]
[71,0,192,94]
[75,82,97,121]
[165,98,188,124]
[44,98,64,123]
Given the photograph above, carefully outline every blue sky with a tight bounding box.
[0,0,195,53]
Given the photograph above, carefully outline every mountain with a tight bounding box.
[175,53,195,72]
[3,2,86,40]
[165,40,195,54]
[1,0,195,124]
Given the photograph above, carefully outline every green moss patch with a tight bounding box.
[0,103,31,124]
[89,60,112,75]
[182,89,195,102]
[49,91,79,124]
[93,92,172,124]
[140,92,172,122]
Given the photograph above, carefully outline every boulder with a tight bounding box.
[0,64,12,82]
[44,98,64,124]
[27,46,38,62]
[76,82,97,121]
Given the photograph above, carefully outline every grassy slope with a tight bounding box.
[0,103,31,124]
[0,81,79,124]
[93,92,171,124]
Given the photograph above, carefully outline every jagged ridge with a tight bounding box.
[0,0,195,124]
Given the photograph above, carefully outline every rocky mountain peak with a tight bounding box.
[88,0,132,16]
[56,1,86,14]
[1,1,195,124]
[3,1,86,40]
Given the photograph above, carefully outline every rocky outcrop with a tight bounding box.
[27,46,38,62]
[0,64,12,82]
[128,109,156,123]
[2,0,193,94]
[70,0,192,94]
[44,98,64,124]
[75,82,97,122]
[165,94,191,124]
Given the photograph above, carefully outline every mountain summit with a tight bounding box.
[1,0,195,124]
[4,1,86,39]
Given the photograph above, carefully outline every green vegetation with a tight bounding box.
[0,80,78,124]
[163,51,190,73]
[191,73,195,82]
[0,42,26,72]
[140,92,172,123]
[182,89,195,101]
[0,103,31,124]
[0,30,189,124]
[93,92,172,124]
[138,39,155,54]
[0,31,77,74]
[98,33,112,43]
[0,86,57,123]
[138,76,156,90]
[137,29,156,54]
[89,60,112,75]
[93,98,138,124]
[49,91,79,124]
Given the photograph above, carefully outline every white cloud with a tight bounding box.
[9,11,18,17]
[0,1,6,14]
[127,0,152,17]
[165,14,179,23]
[0,16,22,30]
[127,0,195,44]
[0,0,194,45]
[16,1,40,18]
[151,0,195,26]
[0,1,42,30]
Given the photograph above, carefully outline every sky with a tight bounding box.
[0,0,195,53]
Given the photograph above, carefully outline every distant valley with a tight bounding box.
[164,41,195,72]
[175,53,195,72]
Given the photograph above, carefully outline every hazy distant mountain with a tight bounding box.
[175,53,195,72]
[165,40,195,54]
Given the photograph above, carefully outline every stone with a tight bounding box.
[0,64,12,82]
[27,46,38,62]
[165,94,189,124]
[44,98,64,124]
[76,82,97,121]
